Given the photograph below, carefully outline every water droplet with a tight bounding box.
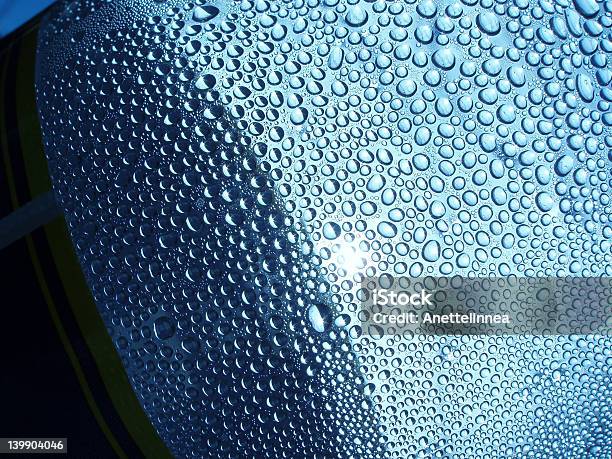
[345,6,368,27]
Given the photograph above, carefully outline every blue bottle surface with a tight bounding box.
[36,0,612,457]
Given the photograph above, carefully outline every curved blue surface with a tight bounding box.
[36,0,611,457]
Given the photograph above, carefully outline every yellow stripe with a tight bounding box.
[24,235,128,459]
[14,28,53,194]
[0,40,127,459]
[15,26,172,459]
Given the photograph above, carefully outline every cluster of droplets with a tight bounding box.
[38,1,387,458]
[36,0,611,457]
[357,334,612,458]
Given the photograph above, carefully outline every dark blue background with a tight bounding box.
[0,0,55,37]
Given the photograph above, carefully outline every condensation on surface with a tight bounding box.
[36,0,611,457]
